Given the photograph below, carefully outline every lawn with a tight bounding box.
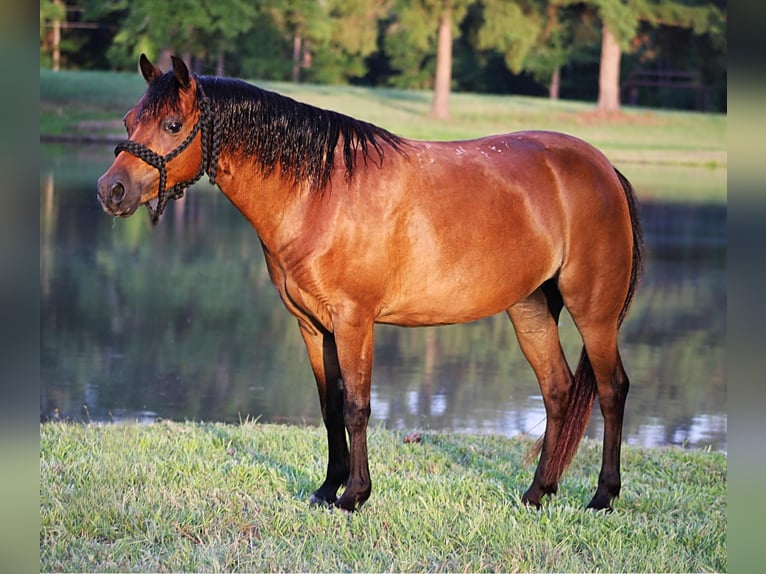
[40,421,726,572]
[40,68,726,170]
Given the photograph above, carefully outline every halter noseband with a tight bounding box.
[114,82,219,224]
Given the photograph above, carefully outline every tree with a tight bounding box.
[476,0,544,76]
[472,1,597,100]
[42,0,726,113]
[385,0,473,118]
[430,4,453,118]
[87,0,256,72]
[480,0,726,111]
[235,0,389,84]
[383,0,471,118]
[323,0,392,81]
[40,0,66,71]
[530,3,607,100]
[383,2,438,90]
[584,0,725,111]
[430,1,474,118]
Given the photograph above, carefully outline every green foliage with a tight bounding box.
[300,0,392,84]
[560,0,726,49]
[381,0,440,89]
[39,0,65,29]
[476,0,544,74]
[96,0,258,69]
[237,12,294,81]
[41,1,726,111]
[384,0,526,90]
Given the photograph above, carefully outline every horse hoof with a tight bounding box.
[309,493,336,507]
[333,495,363,513]
[586,496,614,513]
[522,497,541,510]
[521,487,543,509]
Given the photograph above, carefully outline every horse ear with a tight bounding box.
[139,53,162,84]
[170,55,192,91]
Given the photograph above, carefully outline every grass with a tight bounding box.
[39,68,727,204]
[40,68,726,170]
[40,421,726,572]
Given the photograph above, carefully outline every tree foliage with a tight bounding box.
[41,0,726,112]
[476,0,545,74]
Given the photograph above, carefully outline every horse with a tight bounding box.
[97,55,643,513]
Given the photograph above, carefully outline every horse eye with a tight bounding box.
[163,120,183,134]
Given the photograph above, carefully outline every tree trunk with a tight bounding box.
[216,50,225,77]
[52,0,63,72]
[292,34,302,83]
[597,24,621,112]
[549,66,560,100]
[158,48,173,71]
[430,6,452,119]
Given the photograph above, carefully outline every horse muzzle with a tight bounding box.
[97,171,141,217]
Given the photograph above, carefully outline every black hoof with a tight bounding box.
[333,489,370,513]
[521,494,542,509]
[309,492,337,507]
[586,496,615,513]
[522,483,556,509]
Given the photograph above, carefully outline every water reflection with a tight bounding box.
[40,144,726,451]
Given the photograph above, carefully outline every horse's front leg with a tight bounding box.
[298,324,349,506]
[332,314,375,512]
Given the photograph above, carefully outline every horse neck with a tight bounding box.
[213,153,312,250]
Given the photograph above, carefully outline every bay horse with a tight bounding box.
[97,55,643,513]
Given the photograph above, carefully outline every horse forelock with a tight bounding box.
[137,71,184,120]
[196,76,405,190]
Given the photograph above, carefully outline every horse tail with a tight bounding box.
[614,167,644,327]
[532,166,644,487]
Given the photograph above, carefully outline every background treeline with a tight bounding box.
[40,0,726,113]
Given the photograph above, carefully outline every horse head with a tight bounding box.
[97,54,216,222]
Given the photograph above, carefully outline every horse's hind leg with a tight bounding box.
[507,285,573,508]
[578,324,629,511]
[298,324,349,506]
[560,275,630,511]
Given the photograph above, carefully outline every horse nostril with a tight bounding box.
[110,181,126,204]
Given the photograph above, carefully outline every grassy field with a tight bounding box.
[40,69,726,170]
[40,421,726,572]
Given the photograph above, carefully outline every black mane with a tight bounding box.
[140,72,406,190]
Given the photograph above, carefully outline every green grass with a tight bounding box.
[40,421,726,572]
[40,68,726,168]
[40,68,727,203]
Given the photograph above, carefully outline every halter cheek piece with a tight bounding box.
[114,82,220,224]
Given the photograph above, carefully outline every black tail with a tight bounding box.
[614,168,644,326]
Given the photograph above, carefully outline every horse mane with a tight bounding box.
[139,72,406,190]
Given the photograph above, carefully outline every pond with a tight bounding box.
[40,144,726,451]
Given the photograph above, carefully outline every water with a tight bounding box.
[40,144,726,451]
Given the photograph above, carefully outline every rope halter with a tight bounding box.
[114,82,219,224]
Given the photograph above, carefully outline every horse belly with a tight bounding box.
[377,210,558,327]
